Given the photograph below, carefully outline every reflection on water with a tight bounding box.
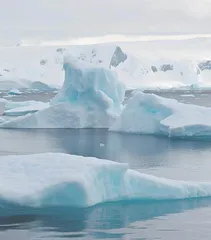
[1,198,211,239]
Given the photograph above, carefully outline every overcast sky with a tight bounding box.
[1,0,211,42]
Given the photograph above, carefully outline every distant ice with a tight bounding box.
[3,42,211,91]
[1,153,211,208]
[0,79,32,91]
[110,91,211,138]
[180,94,195,97]
[8,88,22,95]
[3,95,13,98]
[29,81,56,91]
[0,117,5,123]
[0,98,8,103]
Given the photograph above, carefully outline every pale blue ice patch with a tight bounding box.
[0,153,211,208]
[110,91,211,138]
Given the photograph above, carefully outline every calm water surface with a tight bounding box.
[1,91,211,239]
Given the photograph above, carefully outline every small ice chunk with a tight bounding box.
[8,88,22,95]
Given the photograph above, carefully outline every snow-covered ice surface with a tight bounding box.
[1,153,211,208]
[110,91,211,138]
[0,56,125,128]
[0,44,124,90]
[2,38,211,90]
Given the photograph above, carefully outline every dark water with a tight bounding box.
[1,91,211,239]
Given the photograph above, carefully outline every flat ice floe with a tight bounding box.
[1,153,211,208]
[4,102,49,116]
[4,100,44,110]
[110,91,211,138]
[0,56,125,128]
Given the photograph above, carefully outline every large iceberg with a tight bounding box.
[51,55,125,111]
[1,153,211,208]
[110,91,211,138]
[0,56,125,128]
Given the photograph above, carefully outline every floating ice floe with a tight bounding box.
[4,102,49,116]
[7,88,22,95]
[110,91,211,138]
[4,100,45,110]
[0,153,211,208]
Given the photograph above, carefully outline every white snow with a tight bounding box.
[1,153,211,207]
[2,40,211,90]
[0,56,125,128]
[0,43,121,90]
[110,91,211,138]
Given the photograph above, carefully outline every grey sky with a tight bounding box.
[1,0,211,41]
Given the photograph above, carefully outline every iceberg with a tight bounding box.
[1,153,211,208]
[0,56,125,128]
[110,91,211,138]
[52,55,125,110]
[7,88,22,95]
